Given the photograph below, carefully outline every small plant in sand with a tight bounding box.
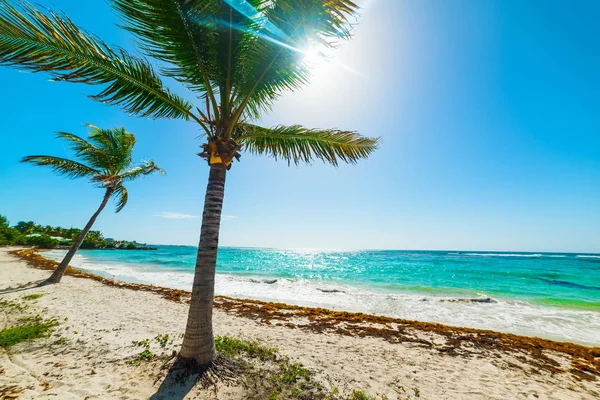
[22,293,44,301]
[21,125,164,284]
[130,335,176,365]
[215,336,278,361]
[213,336,319,399]
[51,337,69,346]
[155,334,172,348]
[0,299,26,312]
[0,316,58,348]
[130,339,155,365]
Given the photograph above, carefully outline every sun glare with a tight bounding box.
[302,46,325,66]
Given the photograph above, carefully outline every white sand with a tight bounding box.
[0,247,598,399]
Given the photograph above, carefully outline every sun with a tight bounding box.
[301,46,325,67]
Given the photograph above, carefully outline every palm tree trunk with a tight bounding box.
[180,164,227,366]
[47,188,113,284]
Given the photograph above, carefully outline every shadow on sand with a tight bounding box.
[150,367,199,400]
[150,356,240,400]
[0,279,48,295]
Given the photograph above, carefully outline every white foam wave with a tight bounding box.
[41,250,600,346]
[464,253,543,257]
[577,255,600,259]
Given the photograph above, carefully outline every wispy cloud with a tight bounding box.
[154,212,198,220]
[223,215,238,221]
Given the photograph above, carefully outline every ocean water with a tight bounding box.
[42,247,600,345]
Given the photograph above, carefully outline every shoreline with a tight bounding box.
[9,247,600,383]
[39,247,600,345]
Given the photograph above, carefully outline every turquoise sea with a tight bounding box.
[42,247,600,345]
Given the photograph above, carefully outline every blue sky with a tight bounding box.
[1,0,599,252]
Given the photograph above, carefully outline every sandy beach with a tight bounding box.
[0,247,598,399]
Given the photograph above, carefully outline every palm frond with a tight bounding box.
[235,123,379,166]
[112,184,128,213]
[90,173,120,186]
[110,0,265,118]
[110,0,218,95]
[54,131,107,171]
[231,0,359,122]
[0,0,195,120]
[21,155,100,178]
[120,160,165,181]
[87,125,136,173]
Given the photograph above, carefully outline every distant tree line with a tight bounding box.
[0,214,151,250]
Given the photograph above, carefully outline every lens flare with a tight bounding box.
[192,0,365,78]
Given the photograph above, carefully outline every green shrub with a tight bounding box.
[0,318,58,348]
[0,215,8,229]
[0,225,24,246]
[25,234,59,249]
[215,336,278,361]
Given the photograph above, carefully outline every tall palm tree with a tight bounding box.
[22,124,165,283]
[0,0,378,367]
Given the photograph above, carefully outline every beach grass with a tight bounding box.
[215,335,278,361]
[0,316,58,348]
[212,336,396,399]
[348,391,379,400]
[129,334,391,399]
[0,298,27,312]
[22,293,44,301]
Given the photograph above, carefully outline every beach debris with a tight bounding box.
[0,385,23,399]
[317,288,346,294]
[443,298,497,304]
[249,278,278,284]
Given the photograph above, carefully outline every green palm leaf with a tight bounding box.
[22,125,164,213]
[21,155,100,179]
[0,0,195,120]
[121,160,165,181]
[87,125,136,172]
[231,0,359,122]
[235,123,379,166]
[113,184,129,213]
[110,0,359,127]
[110,0,219,95]
[111,0,267,119]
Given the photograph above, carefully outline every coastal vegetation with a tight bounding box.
[0,0,378,370]
[0,285,401,399]
[132,333,397,399]
[20,125,164,283]
[0,214,152,250]
[0,298,59,350]
[0,316,58,349]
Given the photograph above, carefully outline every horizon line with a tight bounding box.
[132,244,600,255]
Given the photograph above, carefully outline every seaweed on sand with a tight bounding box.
[10,249,600,382]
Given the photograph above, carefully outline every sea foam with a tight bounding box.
[42,249,600,346]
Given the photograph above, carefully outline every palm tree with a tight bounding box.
[0,0,378,367]
[22,124,165,283]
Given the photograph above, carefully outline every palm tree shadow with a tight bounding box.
[150,367,199,400]
[0,279,48,295]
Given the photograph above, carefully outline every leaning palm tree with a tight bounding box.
[22,124,165,283]
[0,0,378,367]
